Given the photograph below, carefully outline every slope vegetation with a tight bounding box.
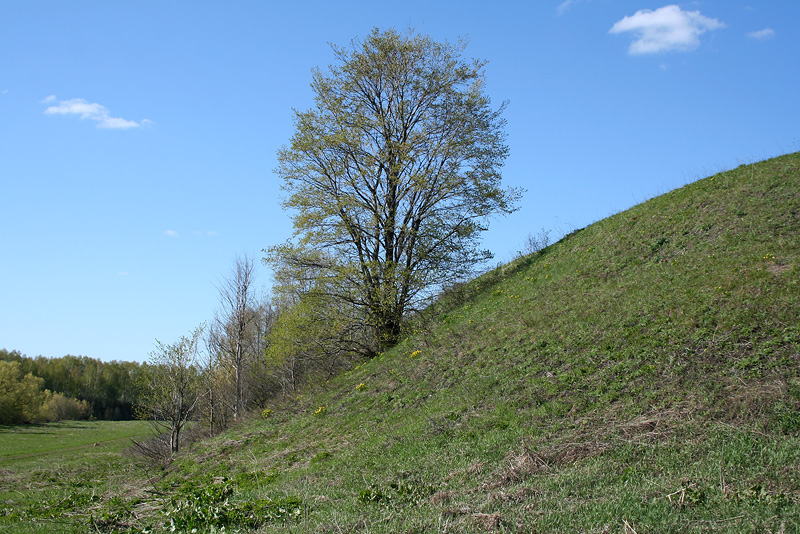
[9,153,800,533]
[162,152,800,533]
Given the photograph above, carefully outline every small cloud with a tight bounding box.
[556,0,584,16]
[609,4,725,55]
[206,230,218,236]
[1,89,8,95]
[43,96,150,129]
[117,271,129,276]
[747,28,775,40]
[164,230,179,237]
[97,116,141,129]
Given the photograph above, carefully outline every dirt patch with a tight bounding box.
[488,487,538,504]
[471,512,504,531]
[480,446,547,490]
[617,407,689,443]
[767,262,791,276]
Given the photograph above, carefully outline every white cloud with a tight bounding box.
[747,28,775,40]
[164,230,179,237]
[556,0,584,16]
[43,96,150,129]
[609,5,725,55]
[97,116,141,129]
[117,271,129,276]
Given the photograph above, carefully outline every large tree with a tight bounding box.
[269,28,520,351]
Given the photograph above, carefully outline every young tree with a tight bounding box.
[136,326,205,453]
[268,28,521,351]
[207,255,268,420]
[265,283,358,395]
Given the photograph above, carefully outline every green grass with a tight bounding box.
[0,420,152,460]
[4,152,800,532]
[0,421,153,533]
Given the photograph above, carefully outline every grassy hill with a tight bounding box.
[5,152,800,533]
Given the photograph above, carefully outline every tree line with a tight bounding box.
[0,349,143,424]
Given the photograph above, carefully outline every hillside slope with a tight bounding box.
[159,152,799,533]
[11,153,799,533]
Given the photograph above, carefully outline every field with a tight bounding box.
[0,420,153,533]
[0,420,152,461]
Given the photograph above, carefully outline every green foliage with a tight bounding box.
[265,288,356,394]
[164,478,303,531]
[38,391,91,421]
[0,349,144,420]
[136,325,206,453]
[0,361,45,424]
[269,27,520,351]
[358,479,435,506]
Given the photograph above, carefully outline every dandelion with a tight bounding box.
[313,404,328,416]
[261,408,273,419]
[409,350,421,358]
[355,383,365,391]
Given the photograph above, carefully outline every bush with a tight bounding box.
[38,392,91,422]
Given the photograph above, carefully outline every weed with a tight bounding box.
[164,479,303,530]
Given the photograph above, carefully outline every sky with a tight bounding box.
[1,1,797,363]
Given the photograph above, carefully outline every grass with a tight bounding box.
[0,420,152,460]
[0,421,153,533]
[3,152,800,532]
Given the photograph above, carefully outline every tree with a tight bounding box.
[0,360,45,424]
[207,255,271,421]
[265,283,358,395]
[136,326,205,453]
[268,28,520,351]
[39,391,91,421]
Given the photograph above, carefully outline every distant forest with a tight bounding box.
[0,348,143,423]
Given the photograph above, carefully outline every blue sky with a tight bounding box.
[1,1,797,363]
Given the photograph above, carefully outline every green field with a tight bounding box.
[0,420,152,461]
[0,421,153,533]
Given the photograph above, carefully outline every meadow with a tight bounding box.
[0,420,152,533]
